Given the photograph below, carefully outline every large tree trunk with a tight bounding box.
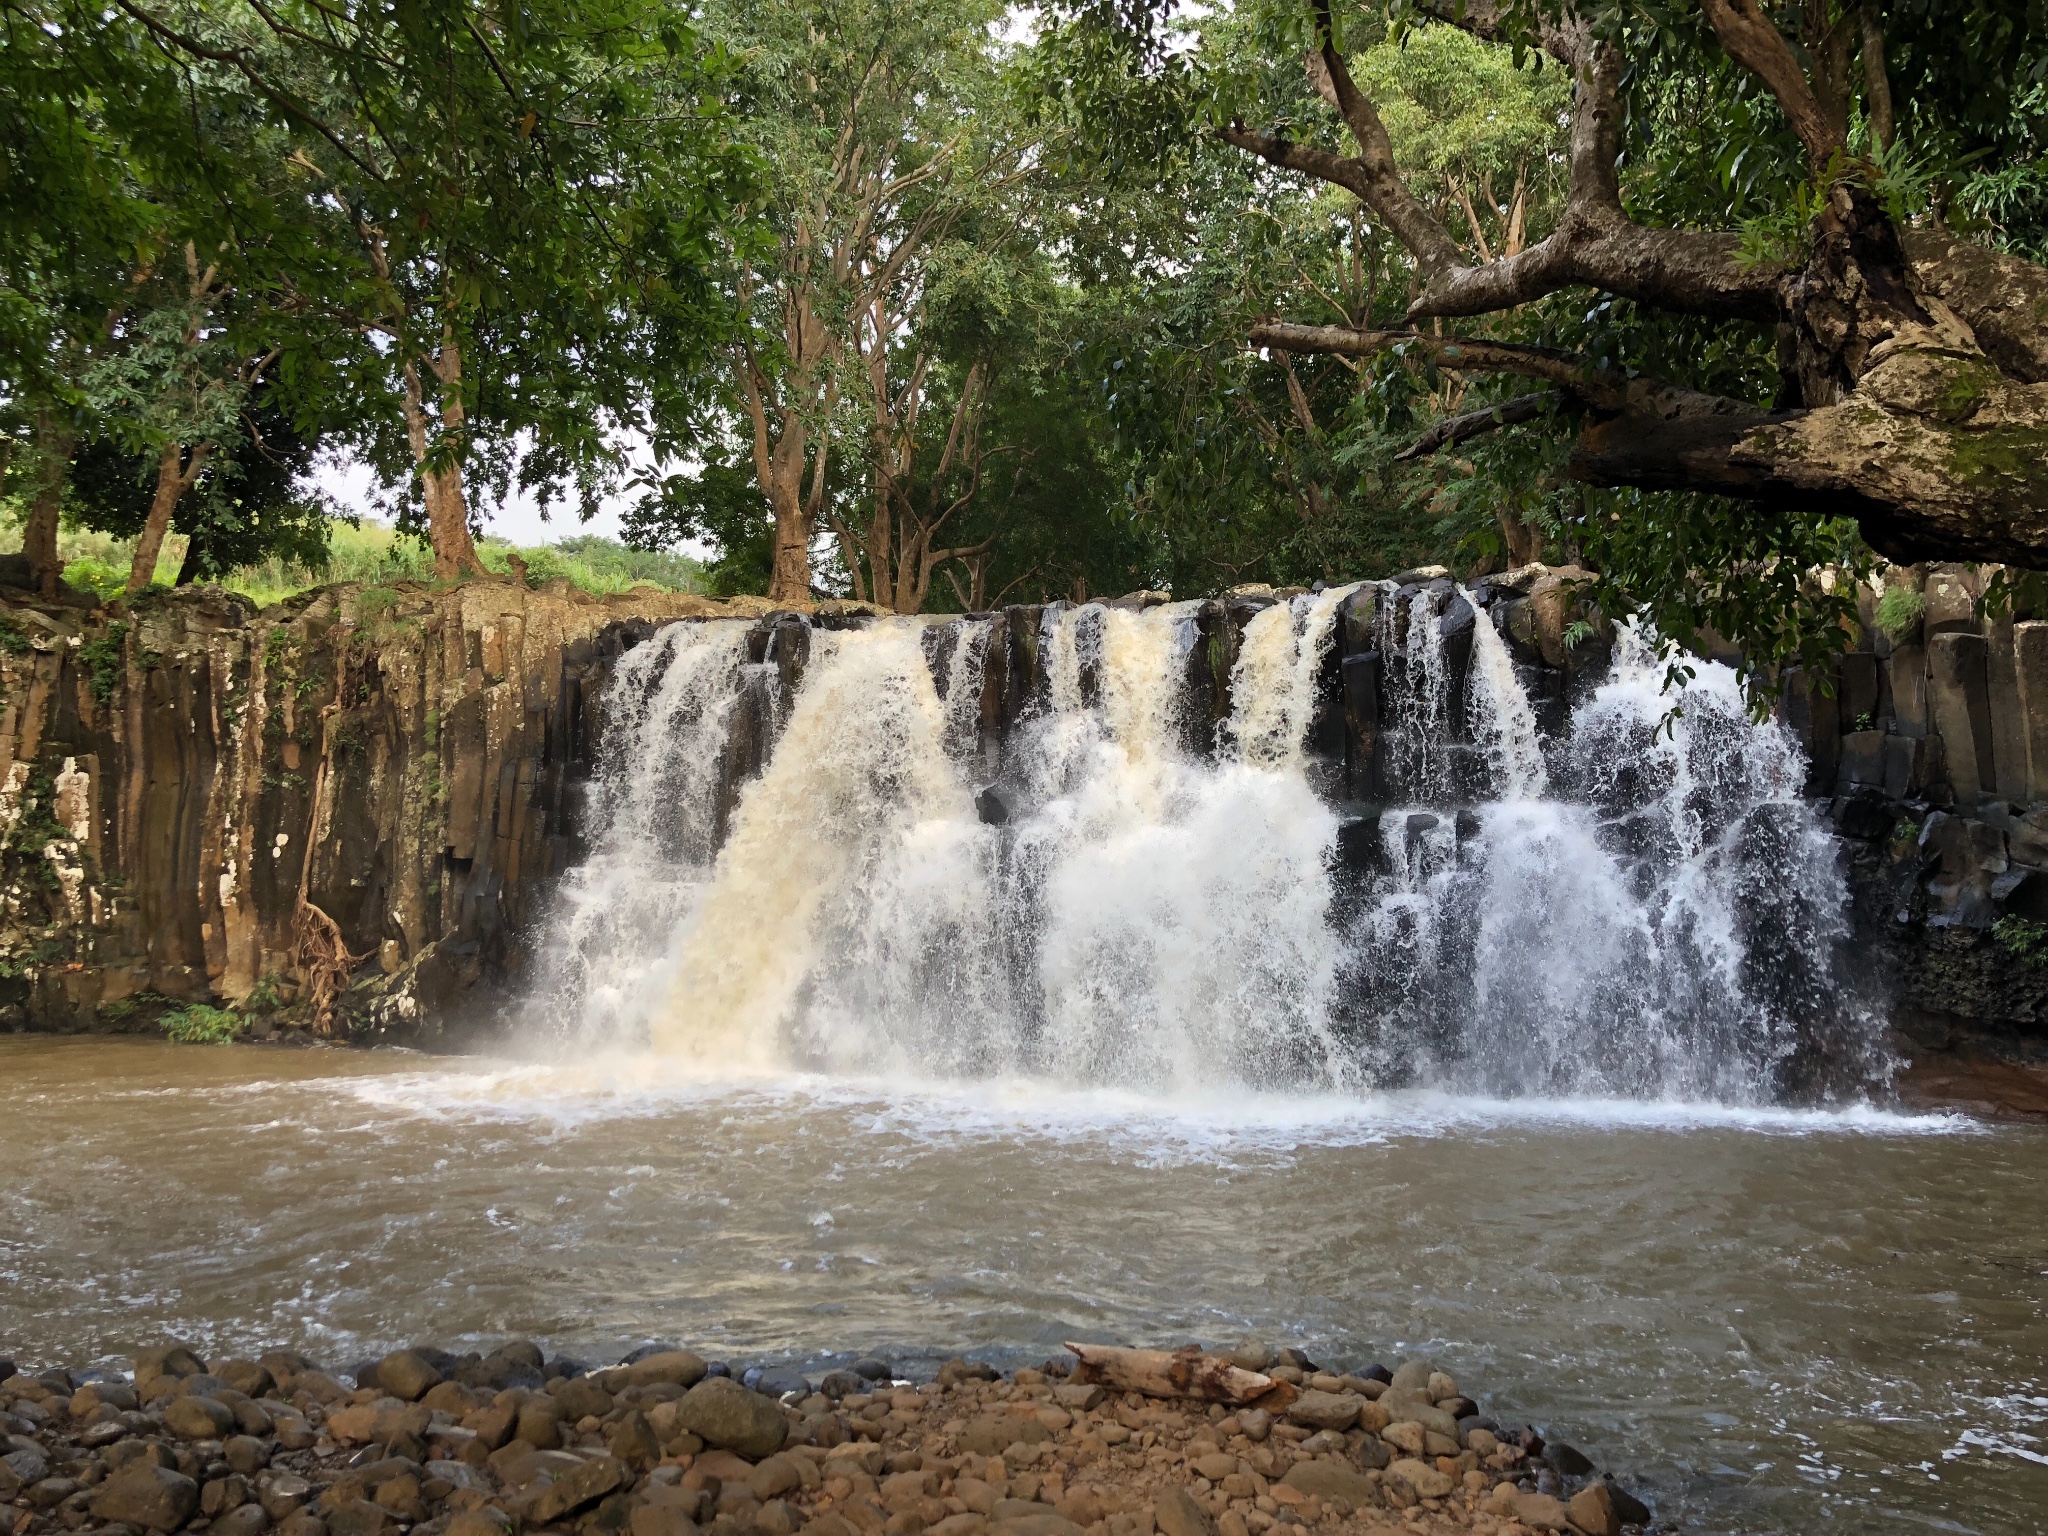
[128,441,209,595]
[1570,198,2048,564]
[22,411,72,597]
[764,415,818,606]
[403,337,489,581]
[1226,2,2048,568]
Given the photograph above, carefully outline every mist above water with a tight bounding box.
[526,589,1884,1105]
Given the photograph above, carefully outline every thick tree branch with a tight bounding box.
[1395,390,1562,460]
[1301,3,1464,273]
[1410,219,1784,321]
[1250,322,1629,407]
[1902,229,2048,383]
[1218,125,1377,205]
[1861,5,1894,149]
[1698,0,1846,170]
[1223,1,1785,326]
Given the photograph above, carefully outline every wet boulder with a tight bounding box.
[673,1377,787,1460]
[91,1462,200,1529]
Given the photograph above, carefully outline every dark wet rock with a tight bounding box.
[293,1370,350,1405]
[327,1498,395,1536]
[3,1445,49,1487]
[261,1474,314,1520]
[850,1359,890,1382]
[1545,1440,1594,1476]
[549,1375,612,1422]
[608,1410,662,1469]
[613,1351,707,1390]
[106,1441,176,1474]
[216,1361,278,1400]
[1603,1477,1652,1526]
[531,1454,625,1523]
[165,1394,237,1440]
[135,1345,208,1390]
[203,1472,253,1516]
[542,1357,590,1381]
[619,1343,680,1366]
[975,786,1010,825]
[515,1398,563,1449]
[217,1501,273,1536]
[753,1369,811,1400]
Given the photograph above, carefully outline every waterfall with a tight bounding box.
[522,621,750,1045]
[1226,585,1357,770]
[1381,584,1454,802]
[649,624,972,1069]
[1459,585,1548,800]
[938,617,992,760]
[532,595,1883,1104]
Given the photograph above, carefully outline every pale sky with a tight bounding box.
[316,450,637,547]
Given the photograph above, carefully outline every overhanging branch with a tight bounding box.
[1394,390,1563,460]
[1248,323,1628,408]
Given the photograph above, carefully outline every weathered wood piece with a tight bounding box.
[1064,1344,1298,1409]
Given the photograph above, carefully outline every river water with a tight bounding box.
[4,1037,2044,1535]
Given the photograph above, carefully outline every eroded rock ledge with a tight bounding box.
[0,579,869,1037]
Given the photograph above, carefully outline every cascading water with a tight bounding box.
[524,621,750,1045]
[1458,584,1548,800]
[529,588,1884,1104]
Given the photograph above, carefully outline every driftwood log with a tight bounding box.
[1064,1344,1299,1410]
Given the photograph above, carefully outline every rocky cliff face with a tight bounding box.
[6,562,2045,1115]
[1775,562,2048,1115]
[0,579,830,1038]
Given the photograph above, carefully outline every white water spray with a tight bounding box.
[533,594,1880,1105]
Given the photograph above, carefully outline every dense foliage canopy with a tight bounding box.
[4,0,2046,672]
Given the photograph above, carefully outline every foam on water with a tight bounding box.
[325,1054,1965,1153]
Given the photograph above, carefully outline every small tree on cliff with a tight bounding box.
[1039,0,2048,570]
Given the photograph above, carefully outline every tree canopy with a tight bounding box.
[4,0,2046,670]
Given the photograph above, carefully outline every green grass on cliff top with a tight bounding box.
[0,518,706,606]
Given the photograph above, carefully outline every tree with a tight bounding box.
[105,0,752,579]
[69,387,329,585]
[691,0,1035,608]
[79,244,296,593]
[0,0,192,593]
[1042,0,2048,568]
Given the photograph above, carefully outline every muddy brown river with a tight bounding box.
[2,1038,2044,1534]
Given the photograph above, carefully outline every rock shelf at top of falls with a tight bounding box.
[0,1336,1653,1536]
